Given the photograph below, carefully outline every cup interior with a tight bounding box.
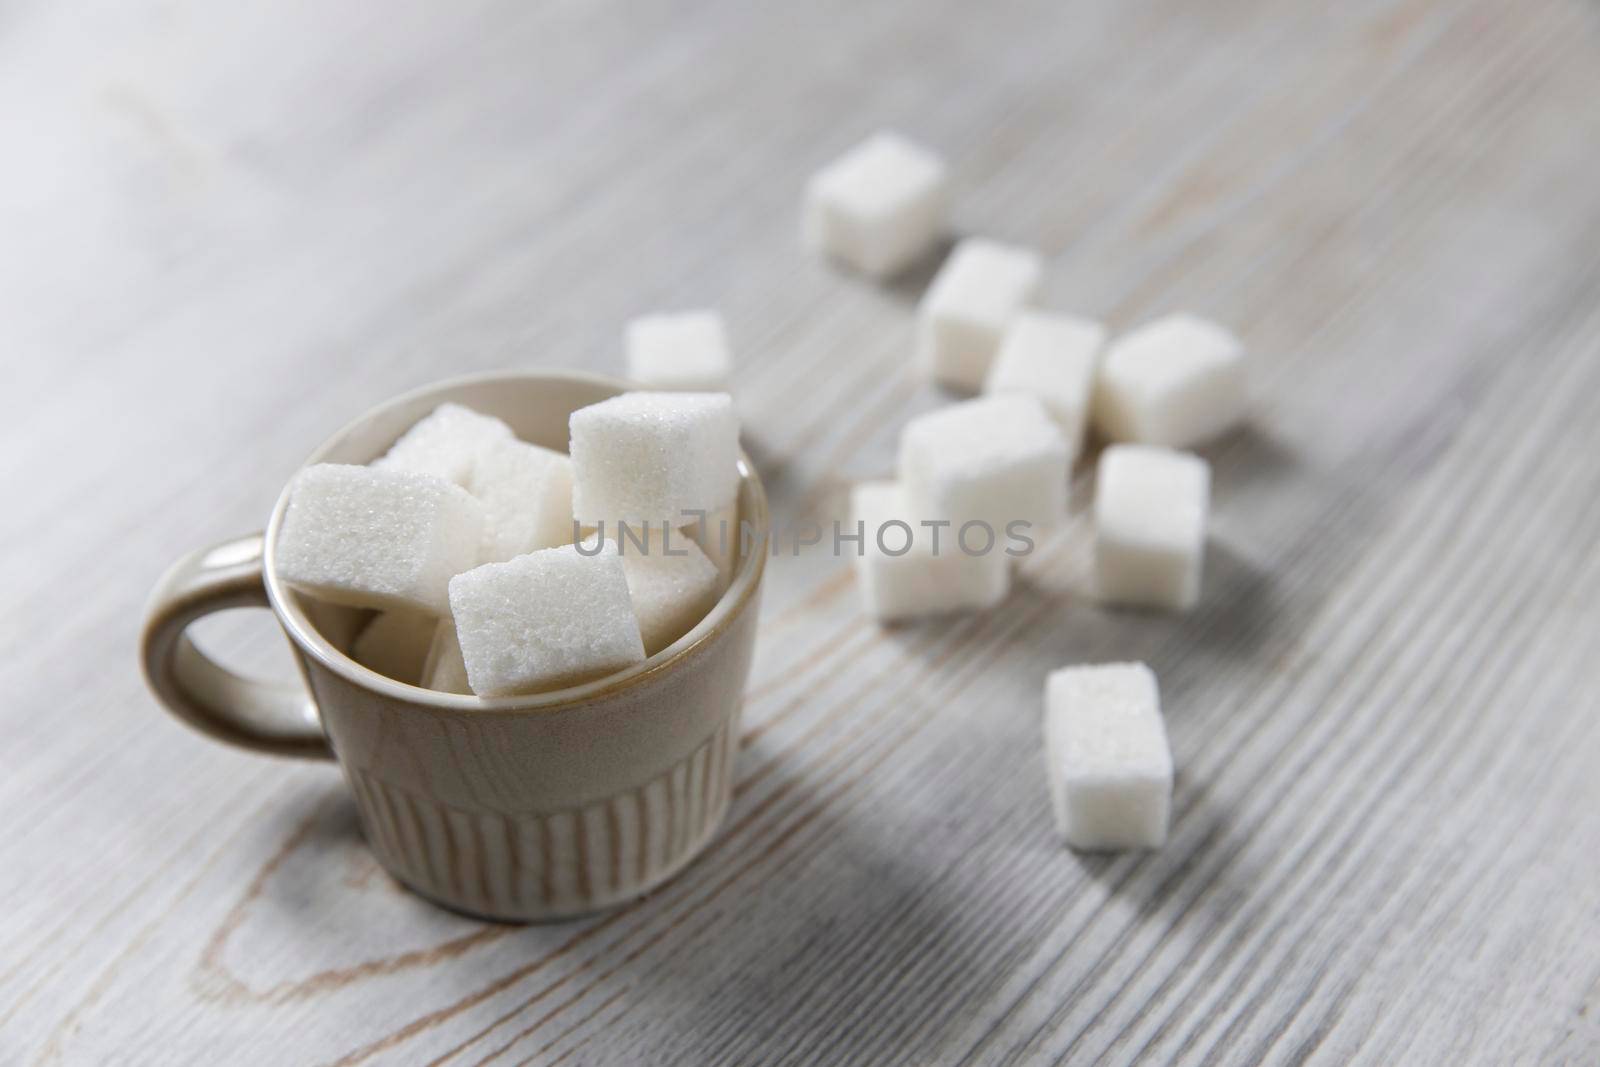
[261,370,768,711]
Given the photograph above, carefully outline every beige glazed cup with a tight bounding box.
[139,371,767,922]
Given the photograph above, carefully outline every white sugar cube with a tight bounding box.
[582,525,721,656]
[350,610,437,685]
[917,239,1043,390]
[1094,314,1247,447]
[276,464,484,616]
[984,311,1106,461]
[422,621,470,695]
[850,481,1010,622]
[1044,662,1172,850]
[625,310,732,392]
[448,545,646,696]
[900,394,1070,534]
[1094,445,1210,611]
[677,500,741,593]
[470,438,575,563]
[802,131,948,279]
[372,403,514,487]
[569,392,740,528]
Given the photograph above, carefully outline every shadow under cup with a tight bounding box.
[158,371,767,922]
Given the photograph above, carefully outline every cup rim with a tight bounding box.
[261,369,768,716]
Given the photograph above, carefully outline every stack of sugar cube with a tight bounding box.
[841,306,1240,621]
[275,392,739,698]
[799,135,1257,856]
[801,134,1246,439]
[801,134,1248,624]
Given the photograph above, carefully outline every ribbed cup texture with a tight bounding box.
[346,714,738,920]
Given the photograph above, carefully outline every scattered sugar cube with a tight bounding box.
[423,621,470,695]
[448,545,646,696]
[372,403,514,487]
[582,525,721,656]
[625,310,733,392]
[850,481,1010,622]
[569,392,740,528]
[350,609,438,685]
[917,238,1043,390]
[1094,445,1210,611]
[471,438,575,563]
[900,394,1070,533]
[1094,313,1247,447]
[276,464,484,617]
[802,131,949,279]
[984,311,1106,461]
[1044,662,1172,850]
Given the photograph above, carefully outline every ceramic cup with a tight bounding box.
[139,371,767,921]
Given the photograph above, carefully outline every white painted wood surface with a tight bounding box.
[4,0,1600,1063]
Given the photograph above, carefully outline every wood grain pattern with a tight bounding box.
[4,0,1600,1062]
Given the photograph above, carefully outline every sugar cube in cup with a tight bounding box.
[423,621,470,694]
[802,131,949,279]
[276,464,484,617]
[471,438,574,563]
[1094,313,1247,447]
[569,392,740,528]
[372,402,514,487]
[626,311,732,392]
[984,311,1106,462]
[850,481,1010,622]
[583,526,721,656]
[1044,662,1173,850]
[676,500,741,593]
[1094,445,1210,611]
[350,610,438,685]
[917,238,1043,390]
[448,545,646,696]
[900,394,1070,533]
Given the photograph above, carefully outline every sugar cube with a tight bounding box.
[850,481,1010,622]
[422,621,470,695]
[659,498,738,594]
[276,464,484,616]
[448,545,646,696]
[900,394,1070,534]
[1094,313,1247,447]
[917,238,1043,390]
[569,392,740,528]
[802,131,948,279]
[626,310,733,392]
[1044,662,1173,850]
[1094,445,1209,611]
[372,403,514,487]
[350,609,438,685]
[582,525,721,655]
[984,311,1106,461]
[470,438,575,563]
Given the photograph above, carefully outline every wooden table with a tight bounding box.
[5,0,1599,1062]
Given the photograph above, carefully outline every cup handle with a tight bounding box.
[140,533,334,760]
